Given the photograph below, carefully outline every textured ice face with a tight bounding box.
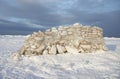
[18,23,107,56]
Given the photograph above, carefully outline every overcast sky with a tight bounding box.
[0,0,120,37]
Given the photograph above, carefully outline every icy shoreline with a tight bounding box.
[0,35,120,79]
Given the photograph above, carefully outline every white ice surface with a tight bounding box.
[0,35,120,79]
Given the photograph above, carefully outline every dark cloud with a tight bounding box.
[0,0,120,37]
[0,19,43,35]
[66,9,120,37]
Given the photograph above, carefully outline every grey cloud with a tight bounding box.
[64,8,120,37]
[0,0,60,25]
[0,0,120,37]
[0,19,43,35]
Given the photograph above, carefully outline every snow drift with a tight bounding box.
[0,35,120,79]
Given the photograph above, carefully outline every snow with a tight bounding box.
[0,35,120,79]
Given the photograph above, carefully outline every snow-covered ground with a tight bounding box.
[0,35,120,79]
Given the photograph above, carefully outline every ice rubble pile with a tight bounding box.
[18,23,107,56]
